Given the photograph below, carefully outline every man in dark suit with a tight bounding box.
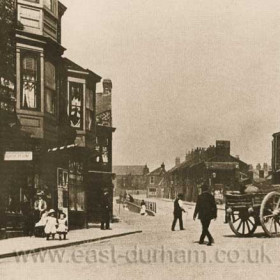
[193,184,217,246]
[171,193,186,231]
[100,191,111,230]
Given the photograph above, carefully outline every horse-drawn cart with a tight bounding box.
[225,190,280,237]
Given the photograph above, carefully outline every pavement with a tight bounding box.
[0,207,142,259]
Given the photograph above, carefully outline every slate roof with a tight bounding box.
[63,58,87,72]
[63,58,102,80]
[147,166,166,176]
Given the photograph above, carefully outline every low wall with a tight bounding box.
[126,201,155,216]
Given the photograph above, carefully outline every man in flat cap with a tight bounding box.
[193,184,217,246]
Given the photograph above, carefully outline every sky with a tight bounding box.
[61,0,280,171]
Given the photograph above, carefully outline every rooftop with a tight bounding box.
[113,165,149,176]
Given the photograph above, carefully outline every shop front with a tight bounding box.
[86,170,114,223]
[0,150,34,239]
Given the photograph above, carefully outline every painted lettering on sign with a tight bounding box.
[4,151,33,161]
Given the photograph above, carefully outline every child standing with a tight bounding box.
[44,209,57,240]
[57,212,68,240]
[140,200,147,216]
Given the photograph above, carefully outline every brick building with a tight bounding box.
[0,0,115,237]
[113,165,149,194]
[165,141,250,202]
[146,163,166,198]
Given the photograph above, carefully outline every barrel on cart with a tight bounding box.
[225,190,280,237]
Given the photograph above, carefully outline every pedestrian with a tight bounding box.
[34,209,48,237]
[57,212,68,240]
[140,200,147,216]
[193,184,217,246]
[34,191,47,223]
[171,193,186,231]
[100,191,111,230]
[44,209,57,240]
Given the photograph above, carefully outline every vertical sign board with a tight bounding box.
[57,168,69,226]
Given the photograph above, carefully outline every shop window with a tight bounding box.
[45,61,56,114]
[76,184,85,211]
[68,160,85,211]
[69,82,83,129]
[21,54,40,110]
[69,182,76,211]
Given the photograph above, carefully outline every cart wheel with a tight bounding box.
[260,191,280,237]
[228,209,257,237]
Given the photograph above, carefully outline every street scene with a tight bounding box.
[0,197,278,280]
[1,0,280,279]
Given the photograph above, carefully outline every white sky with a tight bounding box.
[61,0,280,170]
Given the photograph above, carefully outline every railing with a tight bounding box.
[132,198,156,213]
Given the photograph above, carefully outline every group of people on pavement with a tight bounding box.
[171,183,217,246]
[25,190,68,240]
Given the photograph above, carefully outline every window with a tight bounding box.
[68,160,85,212]
[102,146,108,164]
[44,0,55,12]
[21,54,40,110]
[85,87,94,131]
[150,176,154,184]
[95,136,110,165]
[45,61,56,114]
[69,82,83,129]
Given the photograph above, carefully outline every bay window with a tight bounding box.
[69,82,83,129]
[44,0,54,12]
[21,53,40,110]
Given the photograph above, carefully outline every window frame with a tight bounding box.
[44,60,57,115]
[69,81,84,130]
[43,0,58,16]
[20,51,41,111]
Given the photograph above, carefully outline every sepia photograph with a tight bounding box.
[0,0,280,279]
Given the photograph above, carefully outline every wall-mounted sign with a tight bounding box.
[4,151,33,161]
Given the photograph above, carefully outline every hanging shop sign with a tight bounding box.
[4,151,33,161]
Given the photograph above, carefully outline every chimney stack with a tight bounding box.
[175,157,180,166]
[216,140,230,157]
[103,79,112,95]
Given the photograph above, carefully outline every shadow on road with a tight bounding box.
[223,232,269,238]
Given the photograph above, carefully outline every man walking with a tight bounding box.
[171,193,186,231]
[193,184,217,246]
